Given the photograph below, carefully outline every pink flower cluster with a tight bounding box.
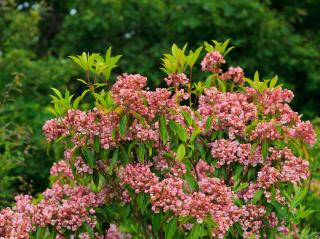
[221,66,245,84]
[63,149,93,176]
[75,156,93,175]
[240,204,267,239]
[50,160,74,179]
[111,74,180,120]
[153,150,187,177]
[0,195,33,238]
[0,182,107,238]
[201,51,225,72]
[164,73,189,87]
[43,109,120,149]
[240,147,309,201]
[111,74,149,115]
[285,121,316,145]
[210,139,262,167]
[255,87,294,116]
[198,87,257,138]
[201,51,245,84]
[119,163,159,194]
[32,182,105,232]
[250,120,281,142]
[119,160,242,238]
[105,224,131,239]
[245,87,316,145]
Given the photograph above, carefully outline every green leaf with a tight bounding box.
[254,71,260,83]
[302,144,310,161]
[36,227,45,239]
[133,112,146,127]
[119,204,130,220]
[151,213,162,233]
[93,170,99,186]
[234,182,249,192]
[177,124,188,142]
[51,87,63,99]
[190,127,201,142]
[250,142,258,157]
[169,120,178,135]
[204,217,215,239]
[111,128,117,140]
[119,114,127,138]
[137,143,145,162]
[165,218,177,239]
[182,110,193,126]
[269,75,278,88]
[108,148,119,175]
[271,201,288,220]
[187,224,202,239]
[234,165,243,181]
[252,189,264,204]
[217,78,226,92]
[121,147,130,164]
[292,186,308,209]
[176,144,186,161]
[159,116,168,145]
[76,78,88,85]
[205,116,213,132]
[224,46,235,56]
[137,193,149,213]
[195,142,206,159]
[184,173,199,192]
[83,222,95,239]
[163,152,175,160]
[262,142,268,160]
[244,120,258,135]
[82,148,95,167]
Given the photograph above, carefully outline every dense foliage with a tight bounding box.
[0,40,317,238]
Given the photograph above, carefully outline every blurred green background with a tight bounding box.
[0,0,319,233]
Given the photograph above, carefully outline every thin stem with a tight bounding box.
[191,159,200,182]
[86,69,90,84]
[227,165,232,186]
[106,78,110,91]
[230,82,235,92]
[189,66,193,106]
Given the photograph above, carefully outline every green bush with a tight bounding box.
[0,2,319,235]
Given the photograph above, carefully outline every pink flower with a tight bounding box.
[50,160,74,178]
[220,66,244,84]
[210,139,262,167]
[240,204,266,239]
[198,87,257,138]
[164,73,189,86]
[106,224,131,239]
[0,195,34,239]
[201,51,225,72]
[250,120,281,142]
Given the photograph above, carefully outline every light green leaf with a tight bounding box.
[165,218,177,239]
[176,144,186,161]
[119,114,127,138]
[252,189,264,204]
[262,141,268,160]
[159,116,168,145]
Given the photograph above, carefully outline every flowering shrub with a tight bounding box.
[0,40,316,239]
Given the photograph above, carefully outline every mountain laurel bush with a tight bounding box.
[0,40,316,239]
